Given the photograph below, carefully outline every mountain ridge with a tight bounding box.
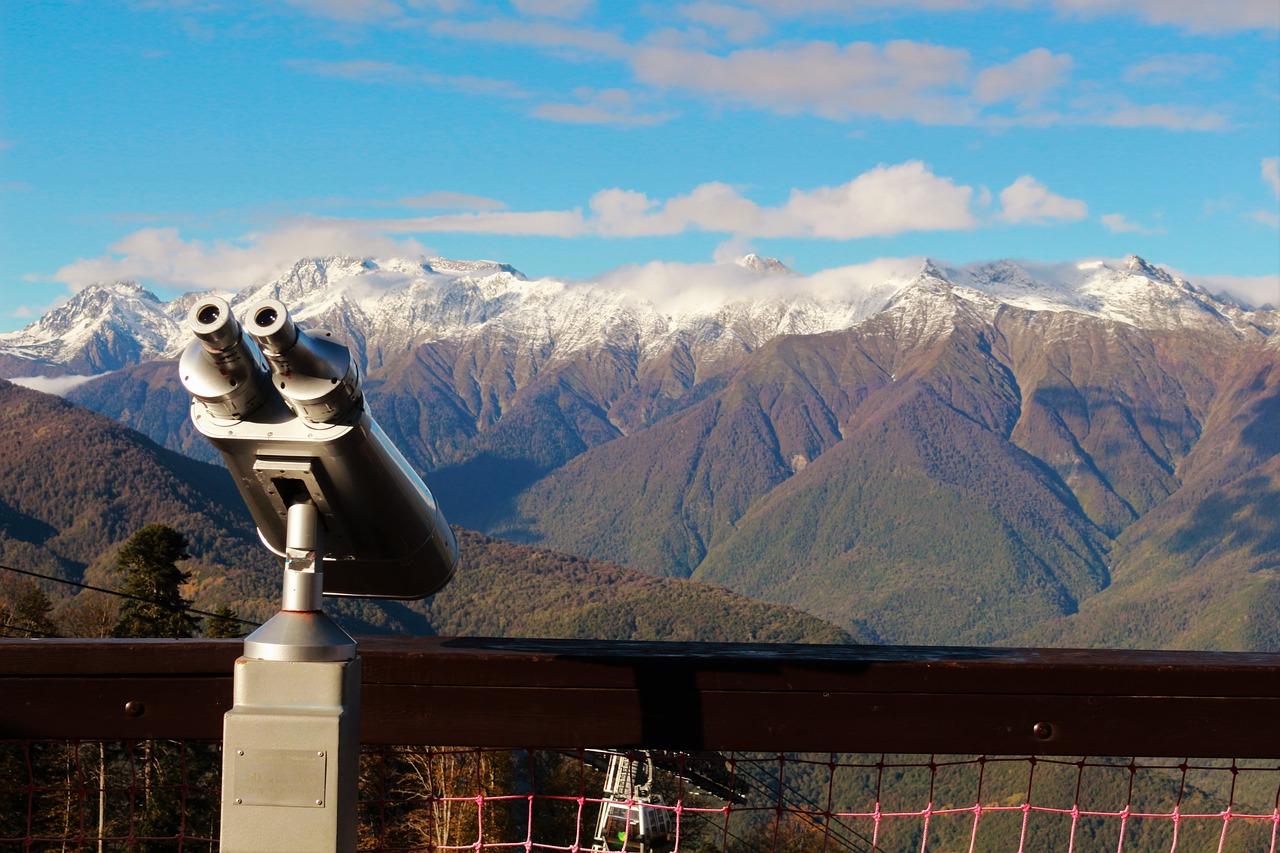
[4,252,1276,650]
[3,253,1268,382]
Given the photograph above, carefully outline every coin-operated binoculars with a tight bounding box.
[181,296,458,852]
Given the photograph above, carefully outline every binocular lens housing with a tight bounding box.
[243,298,363,426]
[180,297,273,421]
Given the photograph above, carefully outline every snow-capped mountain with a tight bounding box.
[0,253,1270,378]
[7,252,1276,652]
[0,281,187,375]
[944,255,1258,332]
[737,253,793,274]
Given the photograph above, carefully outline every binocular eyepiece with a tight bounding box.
[180,297,273,422]
[182,297,363,426]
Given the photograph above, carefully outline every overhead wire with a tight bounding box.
[724,752,878,853]
[0,560,261,629]
[0,619,60,639]
[667,756,777,853]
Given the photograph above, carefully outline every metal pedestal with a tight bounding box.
[219,503,361,852]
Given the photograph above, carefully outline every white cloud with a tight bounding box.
[290,58,528,98]
[630,39,976,124]
[273,0,477,24]
[1100,212,1161,235]
[269,0,1280,33]
[772,162,977,237]
[1251,210,1280,229]
[1122,54,1225,85]
[1264,158,1280,198]
[54,166,1084,295]
[10,374,102,397]
[999,176,1088,224]
[678,3,771,43]
[5,284,67,326]
[594,260,784,314]
[291,58,418,84]
[1089,101,1228,132]
[511,0,595,18]
[392,192,508,210]
[1187,273,1280,309]
[584,182,762,237]
[973,48,1072,108]
[280,0,406,22]
[310,31,662,128]
[1251,158,1280,227]
[377,209,590,237]
[730,0,992,16]
[733,0,1279,32]
[587,188,675,236]
[417,12,1235,129]
[430,18,632,60]
[626,38,1220,130]
[592,255,925,314]
[533,88,677,126]
[56,222,435,292]
[1053,0,1279,34]
[712,235,758,263]
[668,182,770,234]
[371,162,978,240]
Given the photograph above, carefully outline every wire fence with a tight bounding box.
[4,638,1279,850]
[4,741,1278,852]
[0,739,220,851]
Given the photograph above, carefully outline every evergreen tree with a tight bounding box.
[0,576,58,637]
[106,525,205,848]
[12,583,58,637]
[111,524,200,639]
[204,604,243,638]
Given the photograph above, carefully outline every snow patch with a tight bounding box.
[1,253,1271,381]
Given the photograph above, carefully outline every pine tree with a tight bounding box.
[0,576,58,637]
[111,524,200,639]
[106,526,206,848]
[12,583,58,637]
[204,604,243,638]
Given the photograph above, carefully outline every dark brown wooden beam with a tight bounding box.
[1,637,1277,757]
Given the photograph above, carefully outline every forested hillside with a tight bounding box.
[0,380,853,644]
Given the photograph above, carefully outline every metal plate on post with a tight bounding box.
[231,748,328,808]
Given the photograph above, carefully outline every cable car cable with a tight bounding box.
[724,751,876,853]
[0,561,261,628]
[0,619,59,638]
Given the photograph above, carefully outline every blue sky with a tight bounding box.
[1,0,1277,331]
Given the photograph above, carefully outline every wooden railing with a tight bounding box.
[2,637,1278,757]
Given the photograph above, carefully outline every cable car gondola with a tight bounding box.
[591,751,674,852]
